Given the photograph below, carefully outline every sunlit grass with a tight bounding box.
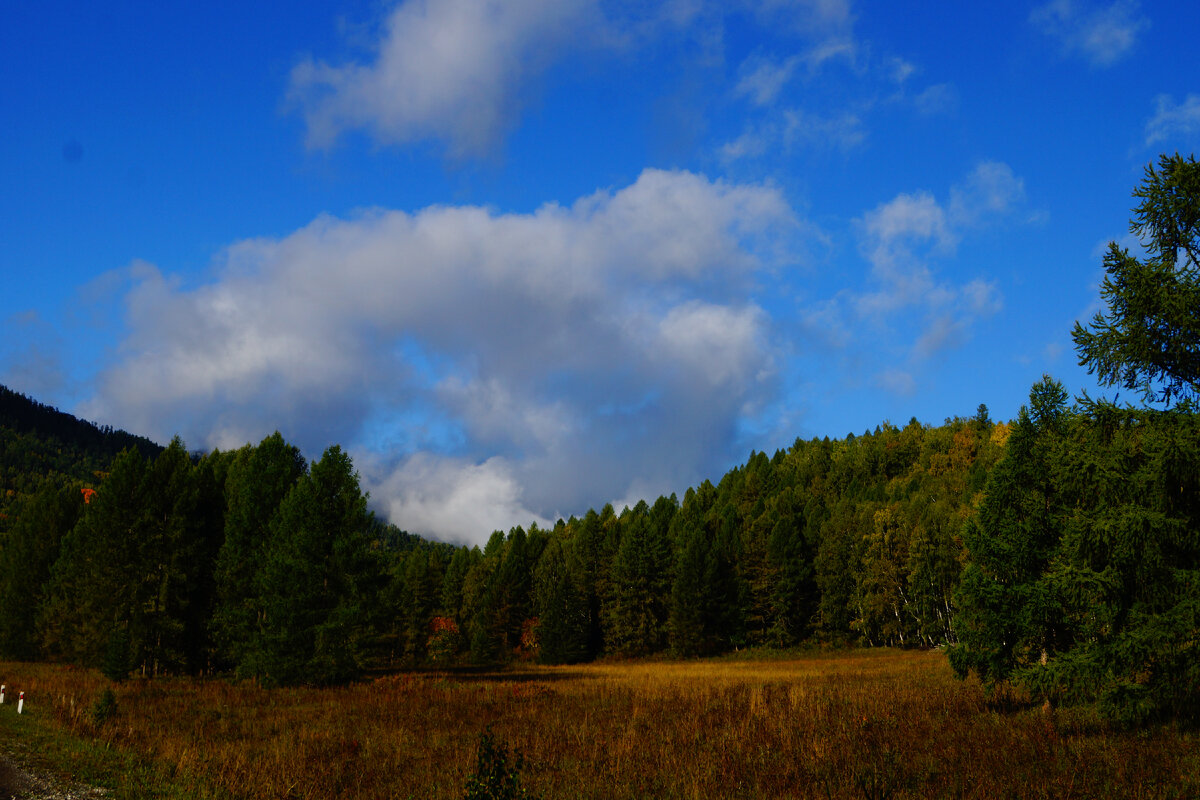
[0,650,1196,799]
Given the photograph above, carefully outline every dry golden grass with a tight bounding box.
[1,649,1197,799]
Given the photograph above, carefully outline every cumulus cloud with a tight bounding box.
[362,453,552,545]
[1030,0,1148,67]
[1145,93,1200,146]
[82,170,801,545]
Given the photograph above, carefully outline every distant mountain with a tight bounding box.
[0,384,163,518]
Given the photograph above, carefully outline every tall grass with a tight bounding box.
[0,650,1196,799]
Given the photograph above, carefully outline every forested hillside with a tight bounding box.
[0,383,1002,681]
[0,384,161,519]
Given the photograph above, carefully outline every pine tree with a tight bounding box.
[244,446,383,686]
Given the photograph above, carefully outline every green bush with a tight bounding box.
[463,727,539,800]
[89,688,117,726]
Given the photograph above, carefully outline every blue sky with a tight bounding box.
[3,1,1198,544]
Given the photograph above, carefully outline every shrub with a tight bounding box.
[463,727,539,800]
[89,688,117,726]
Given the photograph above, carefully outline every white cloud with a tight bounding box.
[912,83,957,116]
[783,108,867,151]
[289,0,602,156]
[860,191,955,279]
[1030,0,1148,67]
[720,107,865,162]
[886,57,917,85]
[735,54,801,106]
[754,0,855,36]
[287,0,861,156]
[1145,93,1200,146]
[720,127,771,162]
[949,161,1027,228]
[845,163,1022,364]
[361,453,552,546]
[83,170,802,545]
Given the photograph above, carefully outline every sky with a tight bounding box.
[3,1,1199,546]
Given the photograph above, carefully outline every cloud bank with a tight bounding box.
[83,170,801,545]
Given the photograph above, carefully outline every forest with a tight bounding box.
[0,154,1197,729]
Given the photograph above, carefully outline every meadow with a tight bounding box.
[0,649,1196,799]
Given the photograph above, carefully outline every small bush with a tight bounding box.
[89,688,117,726]
[463,727,538,800]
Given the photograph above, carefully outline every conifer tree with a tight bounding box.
[604,502,672,656]
[533,537,590,664]
[39,447,150,670]
[950,377,1071,687]
[1073,153,1200,408]
[244,446,382,686]
[212,432,306,669]
[0,482,82,660]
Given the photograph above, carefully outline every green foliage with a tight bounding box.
[211,433,306,670]
[604,502,673,656]
[101,627,132,682]
[38,447,151,668]
[89,688,118,726]
[244,446,384,686]
[951,158,1200,727]
[533,538,590,664]
[0,482,81,660]
[463,727,539,800]
[1072,153,1200,408]
[950,377,1072,687]
[954,384,1200,725]
[4,380,1013,679]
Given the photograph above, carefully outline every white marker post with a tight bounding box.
[16,692,23,714]
[0,684,5,703]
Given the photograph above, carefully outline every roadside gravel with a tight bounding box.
[0,746,108,800]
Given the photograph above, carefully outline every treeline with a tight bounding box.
[0,405,1006,685]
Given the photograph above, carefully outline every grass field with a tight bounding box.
[0,649,1196,799]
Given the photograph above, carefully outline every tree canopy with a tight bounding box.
[1073,153,1200,408]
